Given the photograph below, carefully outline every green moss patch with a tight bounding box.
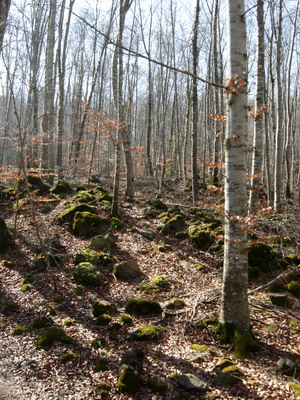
[95,314,112,326]
[147,378,167,393]
[73,211,110,236]
[125,298,162,316]
[51,180,73,196]
[160,214,186,235]
[73,190,97,204]
[117,364,140,394]
[32,316,54,329]
[34,327,73,347]
[189,344,209,353]
[1,302,19,314]
[165,297,186,310]
[289,382,300,397]
[248,242,278,271]
[73,249,98,265]
[72,262,102,286]
[92,300,116,317]
[188,224,214,250]
[97,382,111,395]
[56,203,96,225]
[13,326,29,336]
[129,324,164,341]
[61,351,79,363]
[95,357,109,371]
[287,281,300,298]
[21,283,31,293]
[152,275,170,288]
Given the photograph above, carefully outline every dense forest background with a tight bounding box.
[0,0,299,208]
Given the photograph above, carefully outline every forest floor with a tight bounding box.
[0,179,300,400]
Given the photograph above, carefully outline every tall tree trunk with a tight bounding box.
[273,0,283,212]
[191,0,200,205]
[41,0,56,183]
[248,0,266,212]
[0,0,11,53]
[220,0,250,333]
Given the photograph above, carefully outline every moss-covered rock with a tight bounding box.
[1,302,19,314]
[90,233,117,250]
[117,364,140,394]
[287,281,300,298]
[109,322,122,340]
[3,260,13,269]
[31,253,59,271]
[72,211,110,236]
[0,217,11,253]
[189,344,209,353]
[114,260,141,281]
[119,314,133,326]
[121,348,144,370]
[13,326,29,335]
[112,217,125,230]
[129,324,164,341]
[269,293,290,307]
[152,275,170,288]
[56,203,96,225]
[97,382,111,395]
[165,297,186,310]
[61,351,79,363]
[188,224,214,250]
[32,316,54,329]
[16,173,50,196]
[285,254,300,265]
[147,378,168,394]
[248,242,278,271]
[73,190,97,204]
[92,300,116,317]
[34,327,73,347]
[93,186,113,203]
[145,199,168,211]
[196,318,219,330]
[95,314,112,326]
[289,382,300,397]
[95,357,109,371]
[266,281,286,292]
[21,283,31,293]
[73,284,84,296]
[51,180,73,196]
[161,214,186,235]
[73,249,98,265]
[156,245,166,252]
[175,231,188,240]
[125,298,162,316]
[72,262,102,286]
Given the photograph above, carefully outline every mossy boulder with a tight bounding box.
[121,348,144,370]
[90,232,117,250]
[34,327,73,347]
[32,316,54,329]
[93,186,113,203]
[165,297,186,310]
[61,351,79,363]
[117,364,140,394]
[289,382,300,397]
[1,302,19,314]
[92,300,116,317]
[196,318,219,330]
[114,260,141,281]
[0,217,11,253]
[129,324,164,341]
[125,298,162,316]
[160,214,185,235]
[72,211,110,236]
[13,326,29,336]
[73,190,97,204]
[248,242,278,271]
[213,359,242,386]
[56,203,96,225]
[97,382,111,395]
[109,322,122,340]
[21,284,31,293]
[73,249,98,265]
[16,174,50,196]
[287,281,300,298]
[72,262,102,286]
[266,281,286,293]
[269,293,290,307]
[51,180,73,196]
[147,378,168,394]
[145,199,168,211]
[95,314,112,325]
[189,344,210,354]
[188,224,214,250]
[152,275,170,288]
[285,254,300,265]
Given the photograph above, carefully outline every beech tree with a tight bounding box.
[220,0,251,344]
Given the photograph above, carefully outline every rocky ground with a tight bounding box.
[0,178,299,399]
